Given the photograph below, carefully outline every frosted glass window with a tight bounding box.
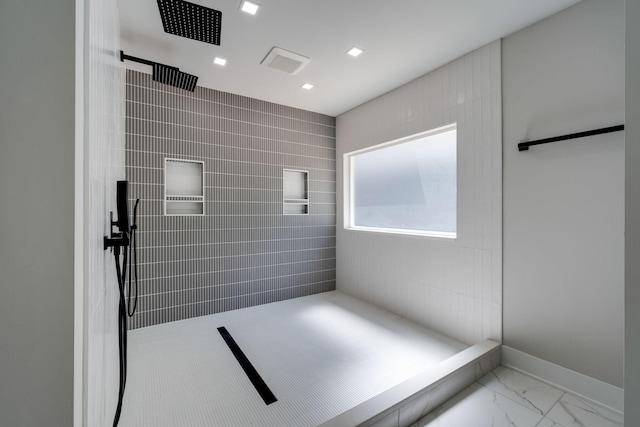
[346,125,456,237]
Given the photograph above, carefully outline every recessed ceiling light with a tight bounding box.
[240,1,260,15]
[213,57,227,66]
[347,46,364,57]
[301,83,314,90]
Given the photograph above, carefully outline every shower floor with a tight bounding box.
[119,291,467,427]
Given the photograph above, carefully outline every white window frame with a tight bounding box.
[343,123,457,239]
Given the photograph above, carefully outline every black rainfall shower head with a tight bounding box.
[152,63,198,92]
[120,51,199,92]
[157,0,222,45]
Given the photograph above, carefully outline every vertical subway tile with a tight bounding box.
[125,70,336,328]
[335,40,501,345]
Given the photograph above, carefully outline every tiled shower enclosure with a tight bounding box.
[125,70,336,329]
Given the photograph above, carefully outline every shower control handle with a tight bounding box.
[104,211,129,250]
[104,235,129,250]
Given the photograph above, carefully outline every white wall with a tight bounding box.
[502,0,624,387]
[0,0,76,425]
[626,0,640,422]
[336,41,502,346]
[85,0,126,425]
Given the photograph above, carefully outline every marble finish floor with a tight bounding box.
[412,366,623,427]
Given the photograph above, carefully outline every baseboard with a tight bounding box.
[501,346,623,414]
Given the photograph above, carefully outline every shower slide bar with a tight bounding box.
[518,124,625,151]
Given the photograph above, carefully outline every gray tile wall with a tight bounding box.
[125,70,336,329]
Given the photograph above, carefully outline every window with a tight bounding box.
[344,124,457,238]
[164,158,205,215]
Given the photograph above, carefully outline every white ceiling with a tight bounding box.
[118,0,581,117]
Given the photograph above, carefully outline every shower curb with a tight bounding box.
[318,339,501,427]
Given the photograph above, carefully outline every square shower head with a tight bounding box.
[153,63,199,92]
[157,0,222,45]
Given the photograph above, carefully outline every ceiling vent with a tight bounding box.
[261,47,310,75]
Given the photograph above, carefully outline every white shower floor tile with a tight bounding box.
[118,291,467,427]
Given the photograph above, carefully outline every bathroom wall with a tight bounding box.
[0,0,75,425]
[125,71,336,329]
[626,0,640,421]
[336,41,502,346]
[85,0,126,425]
[502,0,624,387]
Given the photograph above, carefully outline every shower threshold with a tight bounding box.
[118,291,499,427]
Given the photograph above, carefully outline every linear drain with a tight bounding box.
[218,326,277,405]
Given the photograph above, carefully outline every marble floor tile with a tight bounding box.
[535,418,562,427]
[477,366,564,416]
[410,414,435,427]
[414,382,543,427]
[543,393,623,427]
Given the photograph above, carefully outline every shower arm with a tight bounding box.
[119,51,179,71]
[119,50,198,92]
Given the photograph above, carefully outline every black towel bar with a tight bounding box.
[518,124,624,151]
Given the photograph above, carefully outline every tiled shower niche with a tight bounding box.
[125,70,336,329]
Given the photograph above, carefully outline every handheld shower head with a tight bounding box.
[116,180,129,235]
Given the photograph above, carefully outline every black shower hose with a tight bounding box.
[113,199,140,427]
[112,245,128,427]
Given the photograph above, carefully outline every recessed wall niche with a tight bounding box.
[164,158,205,215]
[283,169,309,215]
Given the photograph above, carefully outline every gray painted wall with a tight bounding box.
[125,71,336,329]
[626,0,640,422]
[502,0,625,387]
[0,0,75,425]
